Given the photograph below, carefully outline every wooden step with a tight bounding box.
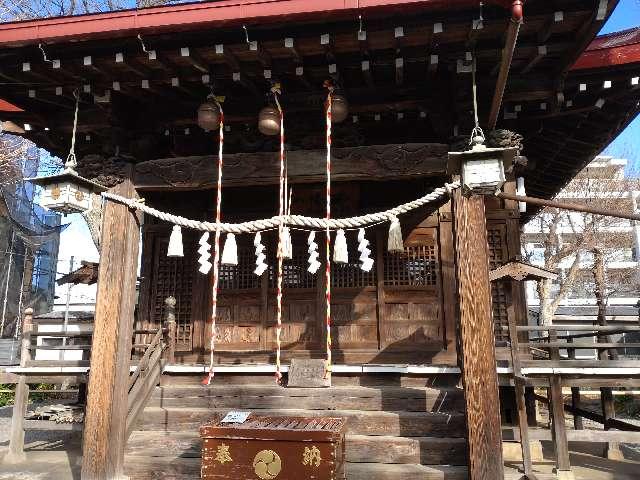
[161,372,461,388]
[124,456,468,480]
[346,463,468,480]
[138,407,467,437]
[126,431,467,466]
[149,385,465,412]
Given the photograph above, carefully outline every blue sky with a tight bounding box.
[599,0,640,172]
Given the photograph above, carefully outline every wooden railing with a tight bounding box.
[503,319,640,479]
[511,324,640,367]
[8,298,178,460]
[125,296,177,438]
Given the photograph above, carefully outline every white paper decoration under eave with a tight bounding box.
[197,232,212,274]
[254,232,268,276]
[307,231,321,274]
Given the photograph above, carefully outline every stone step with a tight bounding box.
[126,430,467,466]
[138,407,467,437]
[124,456,469,480]
[149,385,465,412]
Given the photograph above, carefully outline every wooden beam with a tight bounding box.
[81,175,141,480]
[488,17,522,130]
[452,191,504,480]
[134,143,448,190]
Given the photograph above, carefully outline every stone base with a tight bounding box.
[605,442,625,461]
[553,468,575,480]
[1,451,27,465]
[503,440,544,462]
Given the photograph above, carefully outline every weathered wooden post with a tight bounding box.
[164,296,177,364]
[4,307,33,464]
[81,177,141,480]
[449,142,517,480]
[452,190,504,480]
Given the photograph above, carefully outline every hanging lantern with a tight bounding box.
[258,105,280,136]
[197,99,221,131]
[449,139,516,195]
[26,89,106,214]
[328,93,349,123]
[26,167,106,215]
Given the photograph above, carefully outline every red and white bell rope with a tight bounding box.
[274,87,285,384]
[325,86,333,378]
[203,100,224,386]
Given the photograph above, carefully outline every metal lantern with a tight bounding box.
[197,99,221,131]
[26,167,106,215]
[328,94,349,123]
[258,105,281,136]
[449,142,516,195]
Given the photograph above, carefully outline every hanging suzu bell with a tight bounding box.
[258,105,281,136]
[197,99,221,131]
[327,93,349,123]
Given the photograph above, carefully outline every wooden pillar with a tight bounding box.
[164,296,177,364]
[567,340,583,430]
[452,191,504,480]
[5,376,28,464]
[81,178,141,480]
[5,307,33,464]
[548,329,573,480]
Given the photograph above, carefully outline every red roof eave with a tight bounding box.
[572,28,640,70]
[0,0,487,47]
[572,43,640,70]
[0,99,23,112]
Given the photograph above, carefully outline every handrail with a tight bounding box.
[125,297,177,439]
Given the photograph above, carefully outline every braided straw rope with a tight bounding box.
[102,181,459,234]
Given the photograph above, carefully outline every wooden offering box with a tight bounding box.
[200,415,346,480]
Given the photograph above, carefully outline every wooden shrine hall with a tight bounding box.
[1,1,640,479]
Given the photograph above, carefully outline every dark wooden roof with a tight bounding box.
[0,0,637,201]
[57,261,100,285]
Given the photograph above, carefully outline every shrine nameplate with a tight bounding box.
[287,359,331,388]
[200,415,346,480]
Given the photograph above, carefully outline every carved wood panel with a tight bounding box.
[381,227,444,352]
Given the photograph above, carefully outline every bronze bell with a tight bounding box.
[328,94,349,123]
[258,105,281,136]
[197,100,221,131]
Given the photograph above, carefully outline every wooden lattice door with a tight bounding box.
[486,222,509,342]
[380,226,444,355]
[150,235,196,352]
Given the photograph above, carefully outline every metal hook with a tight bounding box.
[137,34,149,53]
[38,43,53,64]
[358,15,363,33]
[242,25,250,44]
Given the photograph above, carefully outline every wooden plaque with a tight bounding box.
[287,359,331,388]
